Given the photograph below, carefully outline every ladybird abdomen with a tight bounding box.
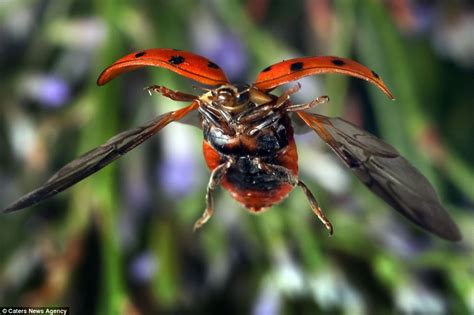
[202,114,299,210]
[222,139,299,210]
[202,135,299,211]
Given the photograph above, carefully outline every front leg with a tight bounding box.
[256,160,334,235]
[193,159,233,231]
[145,85,198,102]
[286,95,330,112]
[275,83,301,108]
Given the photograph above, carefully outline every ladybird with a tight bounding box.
[2,48,461,241]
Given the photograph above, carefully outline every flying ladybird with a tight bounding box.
[2,48,461,241]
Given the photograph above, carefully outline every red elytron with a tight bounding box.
[2,48,461,241]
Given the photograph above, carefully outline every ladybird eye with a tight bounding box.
[235,84,250,104]
[236,91,249,104]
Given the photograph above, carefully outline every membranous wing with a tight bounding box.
[2,103,198,213]
[297,112,461,241]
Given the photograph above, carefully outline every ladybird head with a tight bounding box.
[206,84,251,112]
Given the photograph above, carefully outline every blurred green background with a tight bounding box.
[0,0,473,314]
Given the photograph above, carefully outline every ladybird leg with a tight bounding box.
[144,85,198,102]
[245,113,282,136]
[275,83,302,107]
[286,95,330,112]
[193,160,233,231]
[236,104,272,123]
[296,180,333,235]
[192,85,212,92]
[256,161,333,235]
[198,107,226,130]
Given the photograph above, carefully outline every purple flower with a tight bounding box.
[253,287,281,315]
[158,155,199,197]
[412,3,436,34]
[130,252,157,284]
[157,125,202,197]
[124,171,151,210]
[203,35,248,81]
[23,74,71,108]
[190,15,248,80]
[374,217,431,256]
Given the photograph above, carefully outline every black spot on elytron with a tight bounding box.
[168,55,185,65]
[331,59,345,66]
[262,66,272,72]
[135,51,146,58]
[290,62,304,71]
[290,62,303,71]
[371,70,380,79]
[208,61,220,69]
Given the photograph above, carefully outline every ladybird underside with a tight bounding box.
[3,48,460,241]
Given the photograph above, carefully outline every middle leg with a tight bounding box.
[193,159,233,231]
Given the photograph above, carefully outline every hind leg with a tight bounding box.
[256,160,333,235]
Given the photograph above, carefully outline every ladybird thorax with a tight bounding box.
[200,84,292,157]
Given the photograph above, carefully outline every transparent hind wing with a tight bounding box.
[297,111,461,241]
[2,103,198,212]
